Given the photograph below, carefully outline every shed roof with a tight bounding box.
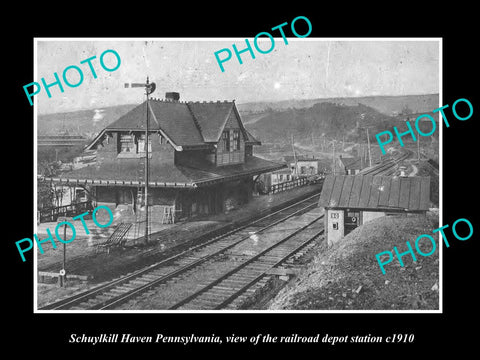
[43,156,285,188]
[318,175,431,211]
[339,156,363,170]
[284,155,321,162]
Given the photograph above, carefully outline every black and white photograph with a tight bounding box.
[5,8,479,354]
[33,38,441,312]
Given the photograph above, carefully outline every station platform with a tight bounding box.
[36,183,322,284]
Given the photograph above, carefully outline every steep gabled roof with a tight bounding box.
[243,128,261,145]
[105,102,153,131]
[186,101,234,142]
[148,100,204,146]
[105,100,204,147]
[87,99,259,150]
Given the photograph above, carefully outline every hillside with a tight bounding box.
[267,214,440,310]
[245,102,403,145]
[36,94,439,151]
[37,104,137,139]
[237,94,439,116]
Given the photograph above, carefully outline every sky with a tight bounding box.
[35,39,440,114]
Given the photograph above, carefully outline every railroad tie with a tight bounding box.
[130,279,153,286]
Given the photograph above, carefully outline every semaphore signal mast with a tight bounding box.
[124,77,156,244]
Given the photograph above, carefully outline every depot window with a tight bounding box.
[221,130,230,152]
[137,134,152,153]
[221,129,240,152]
[118,133,151,154]
[232,129,240,151]
[119,134,136,153]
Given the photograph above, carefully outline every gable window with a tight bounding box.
[221,129,240,152]
[221,130,230,152]
[232,129,240,151]
[120,134,136,153]
[218,128,244,166]
[118,132,152,157]
[137,134,152,153]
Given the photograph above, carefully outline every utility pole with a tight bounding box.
[125,77,156,244]
[417,136,421,162]
[366,128,372,167]
[360,143,364,169]
[56,216,68,287]
[291,134,298,177]
[331,139,337,175]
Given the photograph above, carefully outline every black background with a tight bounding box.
[6,4,478,355]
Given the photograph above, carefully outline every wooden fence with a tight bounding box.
[268,177,309,194]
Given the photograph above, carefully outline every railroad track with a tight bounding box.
[39,192,321,311]
[426,158,439,176]
[170,214,324,310]
[359,150,411,176]
[39,187,324,278]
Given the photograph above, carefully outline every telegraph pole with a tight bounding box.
[333,141,335,175]
[417,136,421,162]
[331,139,337,175]
[360,143,364,169]
[366,128,372,167]
[291,134,298,177]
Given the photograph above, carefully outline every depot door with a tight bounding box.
[344,210,360,235]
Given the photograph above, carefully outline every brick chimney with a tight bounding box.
[165,92,180,101]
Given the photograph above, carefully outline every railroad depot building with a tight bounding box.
[318,174,431,246]
[41,93,285,224]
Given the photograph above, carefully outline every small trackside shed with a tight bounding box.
[339,156,363,175]
[318,175,431,246]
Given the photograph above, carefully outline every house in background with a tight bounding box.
[258,154,329,194]
[283,155,330,176]
[41,92,285,227]
[339,156,363,175]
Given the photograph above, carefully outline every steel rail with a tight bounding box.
[39,192,321,310]
[97,201,320,310]
[214,229,325,310]
[360,150,411,176]
[169,214,324,310]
